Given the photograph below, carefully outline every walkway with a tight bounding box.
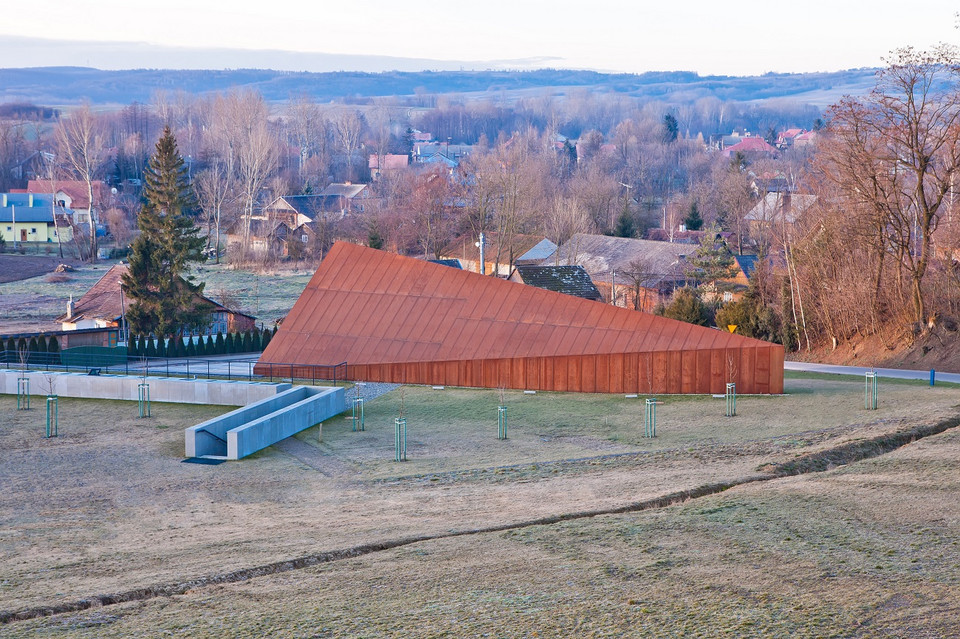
[784,360,960,384]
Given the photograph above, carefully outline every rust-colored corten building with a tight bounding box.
[256,242,784,394]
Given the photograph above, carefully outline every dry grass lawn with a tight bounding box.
[2,373,959,637]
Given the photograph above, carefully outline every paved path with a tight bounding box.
[785,360,960,384]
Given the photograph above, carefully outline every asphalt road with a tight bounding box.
[785,360,960,384]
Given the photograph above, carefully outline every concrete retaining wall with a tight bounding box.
[0,368,290,406]
[228,387,344,459]
[185,385,345,459]
[186,386,310,457]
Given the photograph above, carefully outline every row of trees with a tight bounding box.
[2,86,819,264]
[8,43,958,352]
[128,327,274,358]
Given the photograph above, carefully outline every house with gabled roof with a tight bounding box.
[261,195,328,227]
[56,264,256,335]
[745,192,817,241]
[27,179,107,226]
[721,136,778,160]
[0,193,74,244]
[793,131,818,148]
[369,154,409,180]
[441,233,548,277]
[541,233,691,311]
[776,128,806,149]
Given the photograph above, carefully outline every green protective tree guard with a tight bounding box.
[725,382,737,417]
[498,406,508,440]
[46,396,58,437]
[395,417,407,461]
[138,383,151,418]
[644,398,658,438]
[17,377,30,410]
[352,397,365,432]
[865,372,878,410]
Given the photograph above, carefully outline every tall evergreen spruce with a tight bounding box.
[123,127,208,338]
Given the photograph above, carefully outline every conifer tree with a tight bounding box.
[685,224,735,292]
[122,127,208,339]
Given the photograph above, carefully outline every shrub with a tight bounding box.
[48,336,60,353]
[656,287,712,326]
[215,332,225,355]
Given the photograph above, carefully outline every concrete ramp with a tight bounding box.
[185,385,346,460]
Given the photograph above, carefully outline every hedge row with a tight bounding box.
[4,335,60,355]
[128,327,277,359]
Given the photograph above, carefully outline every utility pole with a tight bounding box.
[477,232,486,275]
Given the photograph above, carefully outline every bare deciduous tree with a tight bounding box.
[56,105,109,262]
[820,45,960,328]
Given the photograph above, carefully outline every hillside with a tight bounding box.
[0,66,879,107]
[790,327,960,374]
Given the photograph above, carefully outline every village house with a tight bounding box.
[441,233,548,277]
[744,191,818,243]
[0,193,74,244]
[27,179,107,226]
[540,233,692,312]
[368,154,409,180]
[721,136,778,160]
[56,264,256,337]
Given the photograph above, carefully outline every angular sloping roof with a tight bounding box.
[256,242,784,394]
[514,265,603,301]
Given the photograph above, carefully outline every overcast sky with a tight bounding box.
[2,1,957,75]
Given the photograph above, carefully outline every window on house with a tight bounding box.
[30,228,37,233]
[301,234,309,242]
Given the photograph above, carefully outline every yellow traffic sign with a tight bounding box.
[727,324,737,333]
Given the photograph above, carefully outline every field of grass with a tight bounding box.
[2,374,960,636]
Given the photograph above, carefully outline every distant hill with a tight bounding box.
[0,66,879,108]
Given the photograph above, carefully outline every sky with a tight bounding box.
[1,1,958,76]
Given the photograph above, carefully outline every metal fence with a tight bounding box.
[0,350,348,385]
[255,361,348,386]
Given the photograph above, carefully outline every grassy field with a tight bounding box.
[2,374,959,636]
[0,260,314,333]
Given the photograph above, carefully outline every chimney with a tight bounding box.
[66,295,74,320]
[783,191,792,213]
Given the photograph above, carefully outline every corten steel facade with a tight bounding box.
[256,242,784,394]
